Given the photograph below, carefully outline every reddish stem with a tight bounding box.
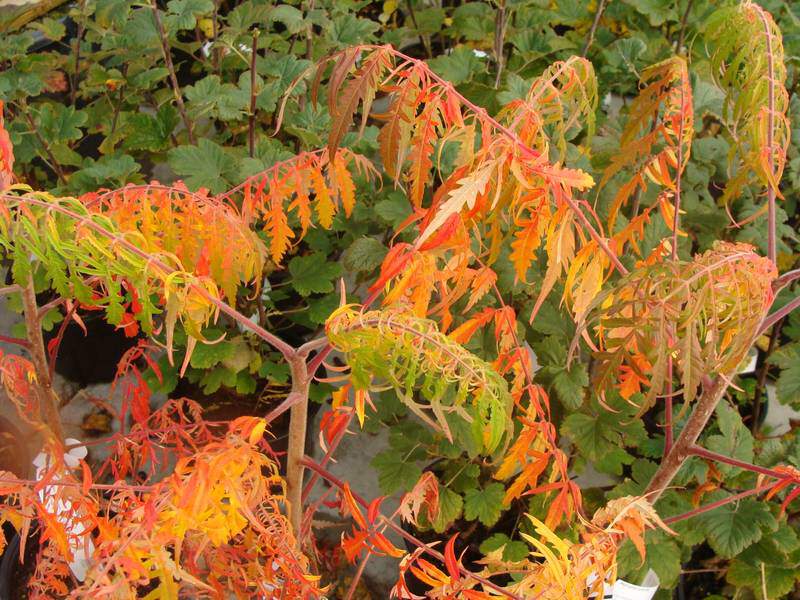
[664,482,779,525]
[688,445,787,479]
[759,293,800,337]
[0,334,30,348]
[754,6,777,264]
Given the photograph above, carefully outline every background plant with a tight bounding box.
[1,0,800,598]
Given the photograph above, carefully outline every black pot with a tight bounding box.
[0,529,39,600]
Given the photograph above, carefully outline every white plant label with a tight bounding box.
[32,438,95,581]
[611,579,659,600]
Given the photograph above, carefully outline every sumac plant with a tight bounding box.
[0,0,798,598]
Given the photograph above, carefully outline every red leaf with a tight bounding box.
[444,534,460,582]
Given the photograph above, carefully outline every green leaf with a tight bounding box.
[184,75,249,121]
[125,105,178,152]
[699,497,776,558]
[428,46,484,86]
[199,366,237,394]
[164,0,214,31]
[450,3,493,41]
[562,404,642,476]
[30,17,66,41]
[706,402,754,473]
[288,253,342,296]
[326,13,379,47]
[167,139,238,193]
[341,237,387,273]
[308,293,340,325]
[37,103,86,142]
[774,344,800,408]
[548,362,588,411]
[68,154,141,194]
[617,530,681,588]
[621,0,676,26]
[726,530,800,600]
[480,533,529,562]
[269,5,305,34]
[258,360,290,384]
[189,335,232,369]
[375,192,411,227]
[464,482,505,527]
[371,450,422,495]
[431,486,463,533]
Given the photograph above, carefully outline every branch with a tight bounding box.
[645,377,729,503]
[285,355,311,542]
[21,276,64,442]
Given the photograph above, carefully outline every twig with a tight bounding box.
[582,0,606,57]
[0,284,21,296]
[664,482,779,524]
[675,0,694,54]
[20,105,67,185]
[151,1,196,145]
[70,0,87,106]
[773,267,800,292]
[493,2,509,89]
[212,0,220,76]
[672,77,686,260]
[4,194,297,359]
[345,552,371,600]
[751,318,784,434]
[0,334,30,348]
[405,0,432,58]
[248,30,260,158]
[645,377,729,503]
